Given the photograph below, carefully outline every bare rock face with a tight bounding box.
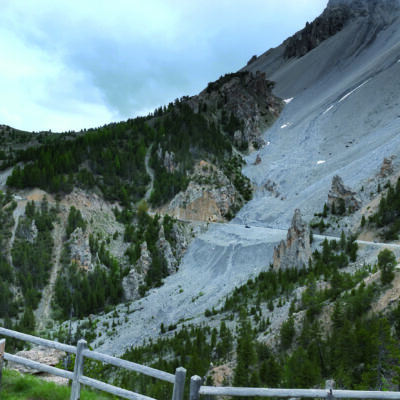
[161,162,241,222]
[8,346,66,375]
[284,0,400,60]
[157,225,178,274]
[122,241,151,301]
[27,219,38,243]
[187,71,283,149]
[122,269,142,301]
[273,209,311,270]
[380,156,394,177]
[69,227,93,271]
[328,175,361,211]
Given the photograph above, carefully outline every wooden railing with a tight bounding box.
[0,327,186,400]
[189,376,400,400]
[3,327,400,400]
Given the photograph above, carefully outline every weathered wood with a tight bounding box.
[82,348,175,383]
[4,352,74,380]
[0,327,76,354]
[71,339,87,400]
[80,375,155,400]
[172,367,186,400]
[0,339,5,391]
[190,375,202,400]
[326,380,335,400]
[198,385,400,399]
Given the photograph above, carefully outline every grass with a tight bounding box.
[0,368,117,399]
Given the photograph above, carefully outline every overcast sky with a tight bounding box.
[0,1,327,132]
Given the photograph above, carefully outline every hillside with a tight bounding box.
[2,0,400,394]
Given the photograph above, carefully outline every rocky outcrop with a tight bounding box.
[157,225,178,274]
[273,209,311,270]
[283,5,352,59]
[69,227,93,271]
[380,156,394,177]
[161,162,240,222]
[328,175,361,211]
[122,269,142,301]
[8,346,66,375]
[187,71,283,150]
[27,219,38,243]
[283,0,400,60]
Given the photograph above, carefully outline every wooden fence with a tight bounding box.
[190,375,400,400]
[0,327,186,400]
[3,327,400,400]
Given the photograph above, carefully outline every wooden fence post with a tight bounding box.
[172,367,186,400]
[71,339,87,400]
[0,339,5,392]
[326,379,335,400]
[190,375,202,400]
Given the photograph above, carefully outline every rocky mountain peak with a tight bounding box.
[283,0,400,60]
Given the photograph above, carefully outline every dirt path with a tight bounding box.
[35,218,65,332]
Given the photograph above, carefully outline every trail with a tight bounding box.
[35,219,65,332]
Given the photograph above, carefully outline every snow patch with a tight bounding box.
[339,79,371,103]
[266,141,271,146]
[280,123,292,129]
[323,105,334,115]
[284,97,294,104]
[317,160,326,165]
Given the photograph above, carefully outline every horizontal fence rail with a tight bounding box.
[0,328,186,400]
[190,375,400,400]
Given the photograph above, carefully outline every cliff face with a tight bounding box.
[283,0,400,60]
[187,71,283,150]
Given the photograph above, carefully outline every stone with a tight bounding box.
[8,346,66,375]
[122,269,142,301]
[157,225,178,274]
[328,175,361,211]
[273,209,311,270]
[380,157,394,178]
[68,227,93,271]
[255,154,262,165]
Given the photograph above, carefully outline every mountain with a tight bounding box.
[83,0,400,354]
[2,0,400,391]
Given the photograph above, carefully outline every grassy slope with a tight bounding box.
[1,368,116,400]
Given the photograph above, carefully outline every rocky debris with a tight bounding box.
[264,179,280,198]
[157,225,178,274]
[328,175,361,211]
[380,156,395,177]
[273,209,311,270]
[69,227,93,271]
[8,346,66,375]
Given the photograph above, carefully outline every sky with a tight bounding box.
[0,1,327,133]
